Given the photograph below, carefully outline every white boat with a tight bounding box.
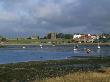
[40,44,43,47]
[98,45,100,49]
[22,46,26,49]
[52,45,55,47]
[73,46,78,51]
[97,35,101,49]
[73,48,77,51]
[98,43,101,49]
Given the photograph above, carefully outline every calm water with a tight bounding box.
[0,45,110,64]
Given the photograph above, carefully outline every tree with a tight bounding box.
[46,33,51,39]
[27,37,32,39]
[99,33,110,42]
[1,37,7,42]
[64,34,73,39]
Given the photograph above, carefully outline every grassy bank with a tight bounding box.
[0,57,110,82]
[2,38,110,45]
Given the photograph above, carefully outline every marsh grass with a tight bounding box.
[0,57,109,82]
[34,70,110,82]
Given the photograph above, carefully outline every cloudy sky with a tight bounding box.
[0,0,110,38]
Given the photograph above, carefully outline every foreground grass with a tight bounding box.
[0,57,110,82]
[36,70,110,82]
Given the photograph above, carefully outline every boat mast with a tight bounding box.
[97,35,100,49]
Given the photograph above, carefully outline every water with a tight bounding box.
[0,45,110,64]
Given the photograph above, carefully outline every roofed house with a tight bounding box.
[73,34,97,43]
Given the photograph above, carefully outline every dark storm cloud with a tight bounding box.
[0,0,110,37]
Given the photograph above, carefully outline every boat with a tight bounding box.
[98,45,101,49]
[86,48,91,54]
[73,46,77,51]
[52,45,55,47]
[97,41,101,49]
[73,44,78,51]
[97,35,101,49]
[22,46,26,49]
[40,44,43,47]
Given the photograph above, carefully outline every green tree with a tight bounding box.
[1,37,7,42]
[47,33,51,39]
[64,34,73,39]
[27,37,32,39]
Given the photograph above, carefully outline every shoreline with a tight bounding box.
[1,56,110,65]
[0,55,109,65]
[2,42,110,46]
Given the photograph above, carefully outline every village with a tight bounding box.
[0,33,110,45]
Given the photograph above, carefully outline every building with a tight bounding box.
[46,33,57,39]
[27,33,39,40]
[51,33,57,39]
[73,34,82,39]
[73,34,97,43]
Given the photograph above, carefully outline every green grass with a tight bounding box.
[6,38,74,45]
[7,39,40,44]
[2,38,110,45]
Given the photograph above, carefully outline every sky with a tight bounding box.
[0,0,110,38]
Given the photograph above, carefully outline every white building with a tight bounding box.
[73,34,82,39]
[73,34,97,43]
